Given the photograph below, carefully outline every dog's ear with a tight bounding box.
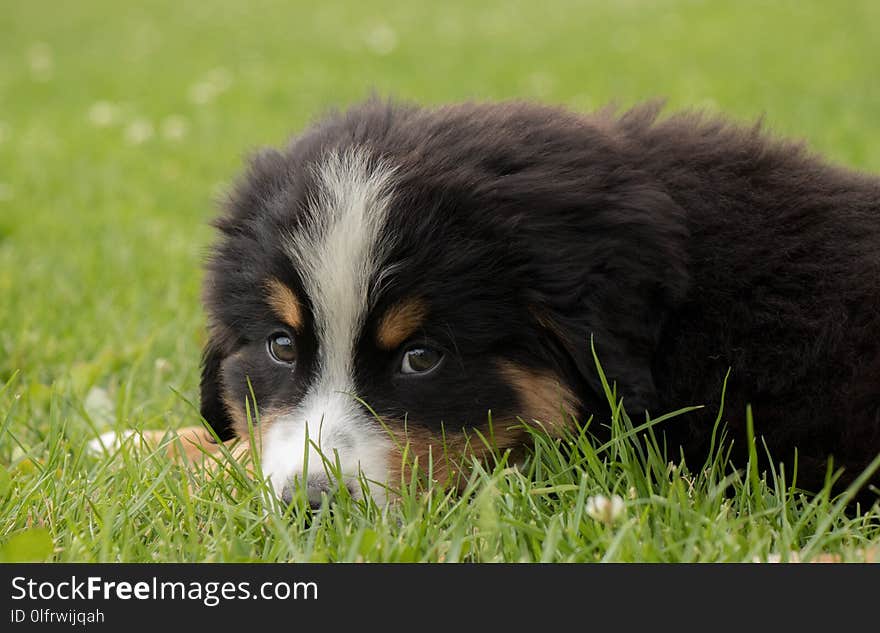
[521,177,690,417]
[533,308,663,415]
[199,339,237,441]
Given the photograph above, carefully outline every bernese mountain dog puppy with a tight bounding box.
[100,99,880,507]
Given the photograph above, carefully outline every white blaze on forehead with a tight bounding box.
[262,148,396,504]
[288,149,397,381]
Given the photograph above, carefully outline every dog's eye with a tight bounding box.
[400,346,443,375]
[268,333,297,365]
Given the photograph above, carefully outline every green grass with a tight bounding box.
[1,0,879,562]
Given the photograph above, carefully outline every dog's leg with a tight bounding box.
[88,426,244,464]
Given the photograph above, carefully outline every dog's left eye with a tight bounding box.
[400,346,444,375]
[267,332,297,365]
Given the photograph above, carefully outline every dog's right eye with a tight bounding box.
[267,332,297,365]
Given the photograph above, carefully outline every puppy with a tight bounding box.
[107,99,880,506]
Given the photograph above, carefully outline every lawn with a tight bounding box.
[1,0,879,562]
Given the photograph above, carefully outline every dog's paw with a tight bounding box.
[87,426,244,464]
[87,430,140,455]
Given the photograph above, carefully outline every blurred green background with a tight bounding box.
[2,0,879,438]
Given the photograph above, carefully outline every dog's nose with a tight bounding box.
[280,475,341,511]
[305,475,333,510]
[279,483,296,507]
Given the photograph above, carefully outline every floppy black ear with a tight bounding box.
[199,340,237,441]
[536,309,664,415]
[521,178,690,417]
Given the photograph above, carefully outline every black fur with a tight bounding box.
[201,99,880,495]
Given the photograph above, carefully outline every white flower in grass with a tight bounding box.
[363,22,398,56]
[124,118,154,145]
[28,42,53,81]
[585,494,625,525]
[87,101,120,127]
[754,552,801,564]
[205,67,232,91]
[189,82,215,105]
[160,115,188,141]
[188,68,233,105]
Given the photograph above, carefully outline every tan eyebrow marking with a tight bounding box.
[264,277,303,331]
[376,298,428,350]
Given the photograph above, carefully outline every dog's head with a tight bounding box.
[199,100,688,506]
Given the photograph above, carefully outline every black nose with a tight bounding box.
[279,475,332,511]
[306,475,332,511]
[279,484,295,507]
[280,476,355,510]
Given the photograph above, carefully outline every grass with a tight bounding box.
[1,0,879,562]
